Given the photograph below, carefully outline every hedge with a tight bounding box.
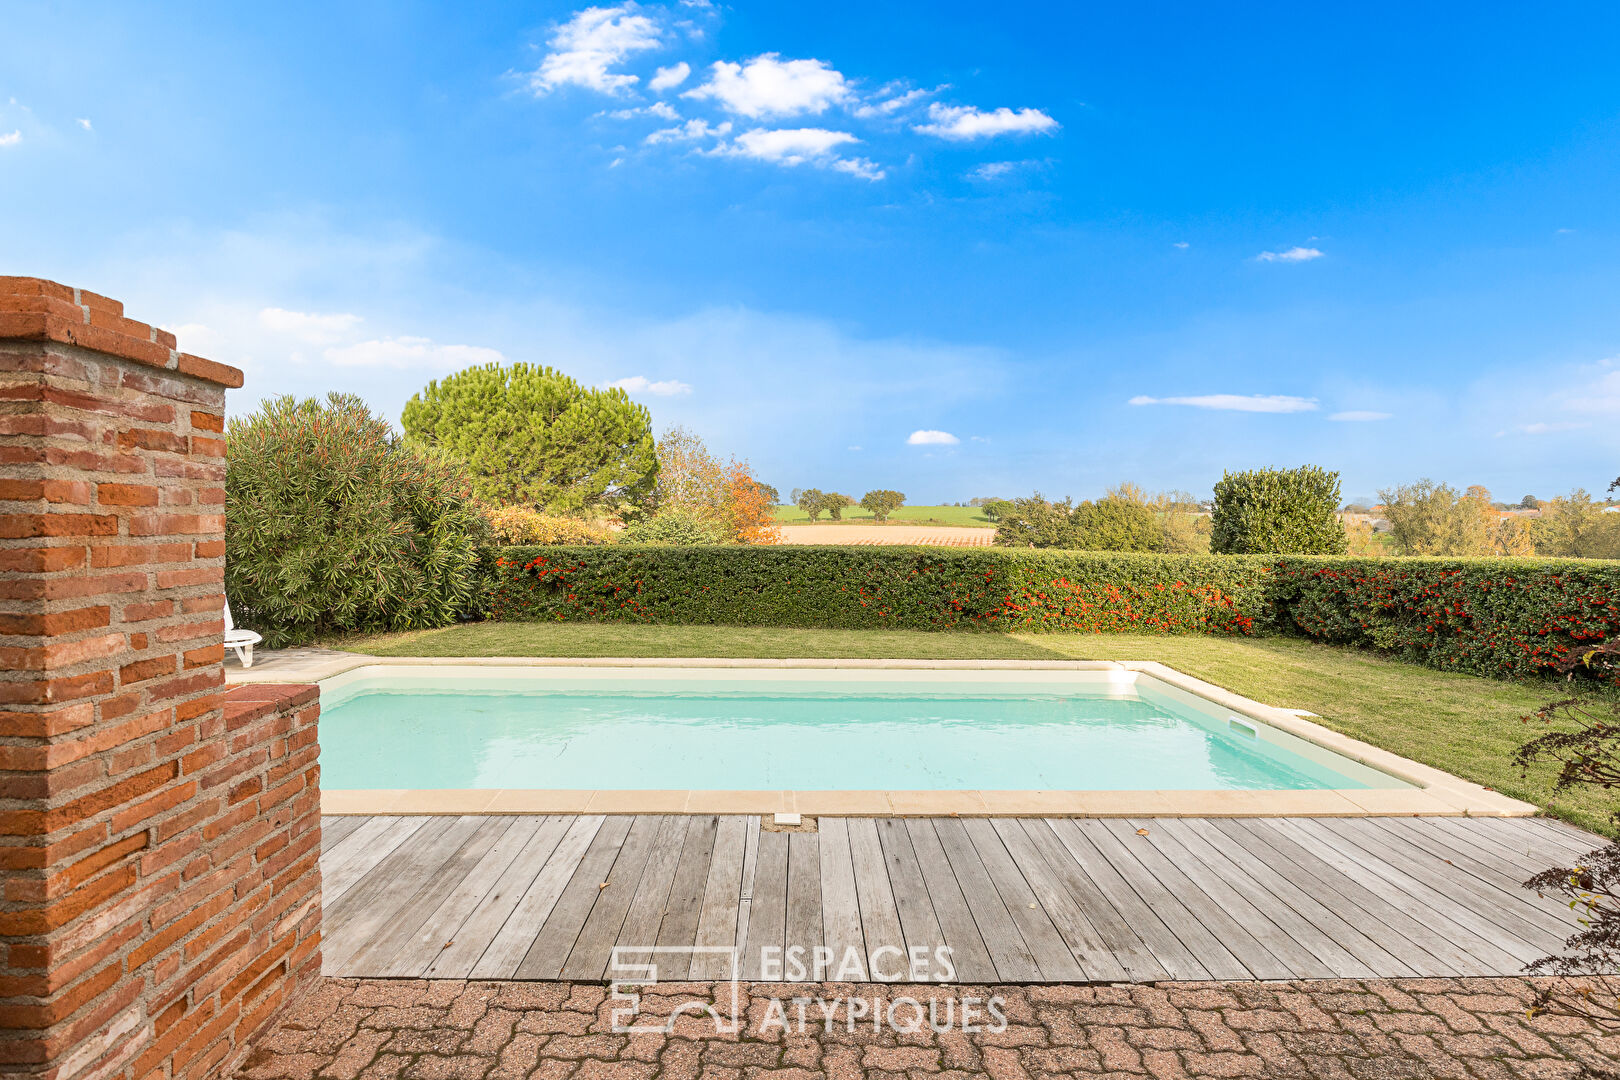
[490,546,1274,634]
[1271,557,1620,681]
[488,546,1620,682]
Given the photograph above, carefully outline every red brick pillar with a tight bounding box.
[0,278,322,1079]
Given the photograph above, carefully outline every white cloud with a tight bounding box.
[1517,421,1590,435]
[76,118,92,131]
[606,374,692,395]
[710,127,883,179]
[1128,394,1319,414]
[649,62,690,92]
[907,429,960,445]
[684,54,850,118]
[847,445,863,451]
[969,161,1017,181]
[529,3,663,96]
[645,118,731,144]
[853,86,934,119]
[0,130,20,148]
[607,100,680,121]
[257,307,363,344]
[1256,246,1324,263]
[323,336,504,369]
[163,322,221,350]
[1328,410,1392,422]
[1172,241,1190,249]
[913,103,1058,139]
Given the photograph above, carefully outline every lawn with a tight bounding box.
[772,504,994,526]
[333,622,1615,837]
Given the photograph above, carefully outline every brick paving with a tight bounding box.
[234,977,1620,1079]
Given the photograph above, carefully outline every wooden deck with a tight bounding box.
[319,814,1601,983]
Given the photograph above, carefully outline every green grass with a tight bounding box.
[330,622,1615,837]
[771,504,994,526]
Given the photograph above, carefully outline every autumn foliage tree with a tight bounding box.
[726,462,782,544]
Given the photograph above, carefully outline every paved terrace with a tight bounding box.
[236,975,1620,1080]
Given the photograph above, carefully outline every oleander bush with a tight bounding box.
[484,546,1620,682]
[488,546,1274,633]
[227,393,488,646]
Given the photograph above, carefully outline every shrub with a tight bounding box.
[226,393,487,646]
[995,494,1163,552]
[619,509,729,545]
[484,505,614,546]
[1211,465,1348,554]
[488,546,1273,633]
[401,362,657,515]
[1271,556,1620,682]
[860,490,905,522]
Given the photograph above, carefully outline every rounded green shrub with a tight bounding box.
[226,393,488,646]
[1211,465,1348,554]
[619,509,729,545]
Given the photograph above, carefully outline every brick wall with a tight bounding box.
[0,278,322,1079]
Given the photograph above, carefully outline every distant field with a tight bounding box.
[772,504,994,527]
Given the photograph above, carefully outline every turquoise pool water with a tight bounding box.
[319,674,1393,791]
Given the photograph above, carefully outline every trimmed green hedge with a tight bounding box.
[1271,557,1620,681]
[488,546,1620,682]
[490,546,1274,634]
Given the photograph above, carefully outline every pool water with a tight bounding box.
[319,673,1398,791]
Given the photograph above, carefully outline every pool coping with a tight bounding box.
[293,656,1537,819]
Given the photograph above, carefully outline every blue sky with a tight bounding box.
[3,2,1619,504]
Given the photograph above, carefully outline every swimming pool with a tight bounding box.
[318,666,1408,793]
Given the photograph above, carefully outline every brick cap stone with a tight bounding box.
[0,275,245,388]
[224,682,320,727]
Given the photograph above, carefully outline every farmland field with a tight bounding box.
[771,504,994,526]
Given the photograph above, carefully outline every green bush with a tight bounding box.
[995,494,1163,552]
[1211,465,1348,554]
[226,394,488,646]
[619,509,729,545]
[484,506,614,545]
[489,546,1273,633]
[1271,556,1620,681]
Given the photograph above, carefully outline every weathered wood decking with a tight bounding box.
[319,814,1601,983]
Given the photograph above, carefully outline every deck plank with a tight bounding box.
[1073,819,1248,980]
[903,819,1000,982]
[690,816,749,979]
[322,816,428,907]
[559,815,667,980]
[424,815,573,978]
[611,815,692,975]
[846,818,906,976]
[993,818,1131,983]
[742,829,788,980]
[338,816,516,976]
[1212,819,1460,977]
[1271,818,1539,970]
[1159,818,1388,978]
[325,816,486,973]
[379,816,545,977]
[1014,819,1164,982]
[817,817,868,980]
[320,815,363,852]
[785,832,825,974]
[1046,818,1211,980]
[875,818,948,979]
[470,815,605,979]
[1101,819,1305,980]
[654,814,720,980]
[516,814,637,979]
[930,818,1037,981]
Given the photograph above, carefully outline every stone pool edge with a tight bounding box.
[277,656,1536,819]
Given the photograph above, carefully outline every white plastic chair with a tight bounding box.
[225,600,263,668]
